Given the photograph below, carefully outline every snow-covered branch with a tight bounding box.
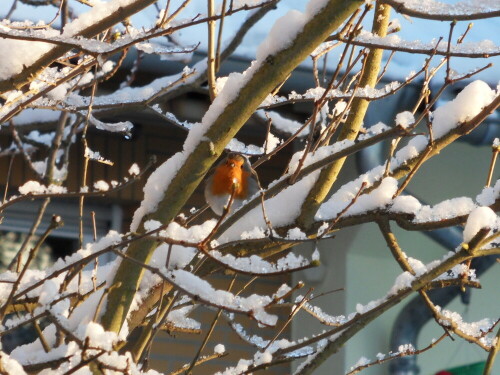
[382,0,500,21]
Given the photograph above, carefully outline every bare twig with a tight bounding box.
[207,0,217,100]
[486,143,499,187]
[346,333,448,375]
[2,154,15,204]
[78,66,99,248]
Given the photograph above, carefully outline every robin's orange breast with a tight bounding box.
[210,164,250,199]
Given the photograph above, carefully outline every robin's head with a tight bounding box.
[224,152,246,169]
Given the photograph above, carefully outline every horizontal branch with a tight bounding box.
[382,0,500,21]
[330,34,500,58]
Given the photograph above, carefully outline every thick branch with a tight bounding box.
[297,2,391,229]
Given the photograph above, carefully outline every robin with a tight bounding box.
[204,152,259,216]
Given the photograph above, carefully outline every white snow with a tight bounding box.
[390,194,422,213]
[286,227,308,240]
[89,115,133,134]
[350,356,370,370]
[436,306,496,345]
[392,135,428,166]
[317,177,398,220]
[388,0,500,17]
[397,343,415,353]
[165,269,277,326]
[0,352,27,375]
[358,122,391,141]
[18,181,68,195]
[265,133,282,154]
[214,344,226,354]
[77,321,118,352]
[463,206,497,243]
[128,163,140,176]
[11,108,61,125]
[353,30,500,58]
[299,298,347,326]
[432,80,496,139]
[476,179,500,206]
[259,110,309,137]
[93,180,110,192]
[414,197,476,223]
[147,243,196,271]
[158,219,217,243]
[130,152,185,231]
[0,25,56,81]
[254,350,272,365]
[25,131,55,146]
[18,180,46,195]
[256,9,306,61]
[209,250,312,274]
[395,111,415,128]
[166,306,200,330]
[85,148,113,165]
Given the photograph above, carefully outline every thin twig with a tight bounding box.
[2,154,15,205]
[486,145,499,187]
[376,50,395,84]
[169,353,226,375]
[200,185,237,248]
[346,333,448,375]
[215,0,227,72]
[207,0,217,100]
[319,182,367,237]
[5,0,17,18]
[78,65,99,248]
[91,211,97,241]
[446,21,456,82]
[393,145,433,197]
[457,23,473,44]
[264,288,313,351]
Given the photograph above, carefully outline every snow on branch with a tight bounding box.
[206,250,317,276]
[163,269,278,326]
[262,80,406,109]
[336,31,500,58]
[382,0,500,21]
[88,114,133,134]
[345,335,446,375]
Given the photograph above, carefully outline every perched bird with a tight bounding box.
[204,152,259,216]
